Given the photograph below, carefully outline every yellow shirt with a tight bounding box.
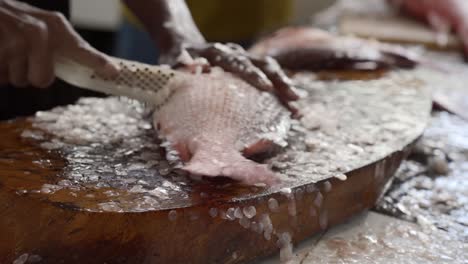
[122,0,293,42]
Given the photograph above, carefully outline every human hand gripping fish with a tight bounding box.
[0,0,119,87]
[55,57,292,186]
[3,0,294,185]
[122,0,300,115]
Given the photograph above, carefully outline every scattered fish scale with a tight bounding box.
[377,112,468,242]
[24,68,430,212]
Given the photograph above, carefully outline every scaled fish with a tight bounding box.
[55,57,291,185]
[250,27,417,71]
[154,68,291,185]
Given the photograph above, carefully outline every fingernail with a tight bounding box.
[287,90,300,101]
[287,86,304,100]
[259,77,273,90]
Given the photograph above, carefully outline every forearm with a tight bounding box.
[392,0,467,29]
[390,0,468,58]
[124,0,298,112]
[123,0,205,53]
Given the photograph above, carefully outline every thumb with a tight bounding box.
[65,42,120,78]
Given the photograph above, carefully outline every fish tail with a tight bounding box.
[182,147,279,186]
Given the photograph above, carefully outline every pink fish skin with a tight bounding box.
[249,27,417,70]
[153,69,291,185]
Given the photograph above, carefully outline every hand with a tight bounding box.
[394,0,468,60]
[189,43,299,108]
[249,27,418,71]
[124,0,299,114]
[160,42,300,114]
[0,0,118,88]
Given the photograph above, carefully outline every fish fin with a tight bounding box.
[173,142,191,162]
[242,139,275,157]
[183,148,279,186]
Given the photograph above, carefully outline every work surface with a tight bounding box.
[0,70,432,263]
[262,111,468,263]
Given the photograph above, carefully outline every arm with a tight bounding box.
[393,0,468,59]
[123,0,299,112]
[0,0,118,88]
[122,0,204,59]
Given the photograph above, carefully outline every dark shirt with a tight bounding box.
[21,0,69,16]
[0,1,96,121]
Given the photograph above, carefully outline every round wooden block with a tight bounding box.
[0,70,431,264]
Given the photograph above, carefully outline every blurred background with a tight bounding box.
[71,0,334,60]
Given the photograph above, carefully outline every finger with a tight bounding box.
[249,56,301,117]
[250,56,299,101]
[2,20,30,87]
[220,55,274,92]
[8,57,28,87]
[28,48,54,88]
[225,42,246,53]
[189,44,274,92]
[66,43,119,79]
[20,16,55,87]
[171,50,211,73]
[285,103,301,119]
[0,8,54,88]
[39,11,120,79]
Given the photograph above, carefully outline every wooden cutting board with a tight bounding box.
[0,70,432,264]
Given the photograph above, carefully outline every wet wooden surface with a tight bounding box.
[263,211,468,263]
[0,70,432,264]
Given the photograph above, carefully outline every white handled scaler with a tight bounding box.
[54,57,180,109]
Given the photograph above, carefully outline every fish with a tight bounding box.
[54,56,291,185]
[249,27,417,71]
[153,68,291,185]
